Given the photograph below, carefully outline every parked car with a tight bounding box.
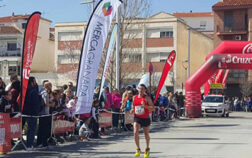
[202,95,229,117]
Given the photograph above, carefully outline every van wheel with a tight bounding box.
[226,113,229,117]
[222,110,226,117]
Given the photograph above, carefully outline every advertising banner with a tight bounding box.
[76,0,122,114]
[52,116,75,134]
[10,117,22,139]
[98,112,112,128]
[124,112,134,125]
[99,23,118,99]
[0,113,11,154]
[154,50,176,103]
[21,12,41,110]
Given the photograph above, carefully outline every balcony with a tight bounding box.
[216,26,248,36]
[0,50,21,57]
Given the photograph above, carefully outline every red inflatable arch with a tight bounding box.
[185,41,252,118]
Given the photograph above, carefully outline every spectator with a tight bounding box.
[67,81,75,96]
[104,87,112,109]
[90,99,100,138]
[10,80,20,112]
[132,84,138,95]
[0,90,12,113]
[39,80,49,94]
[111,88,122,130]
[66,96,78,119]
[0,77,6,98]
[177,92,185,116]
[22,77,42,150]
[5,74,19,91]
[160,92,169,120]
[64,89,72,104]
[122,90,133,130]
[37,81,55,148]
[121,86,132,108]
[79,117,91,142]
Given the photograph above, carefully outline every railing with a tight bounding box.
[217,25,248,33]
[0,50,21,57]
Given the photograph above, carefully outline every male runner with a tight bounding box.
[131,84,155,158]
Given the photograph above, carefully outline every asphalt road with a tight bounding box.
[3,112,252,158]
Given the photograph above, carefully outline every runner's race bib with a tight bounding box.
[135,106,145,115]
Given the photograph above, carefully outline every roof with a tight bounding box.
[50,28,55,32]
[213,0,252,10]
[173,12,213,17]
[0,26,22,34]
[0,14,51,23]
[150,12,176,19]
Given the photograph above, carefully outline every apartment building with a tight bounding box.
[54,22,87,86]
[213,0,252,96]
[173,12,214,36]
[0,13,54,84]
[54,12,213,91]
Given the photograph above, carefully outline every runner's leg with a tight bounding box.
[134,122,141,149]
[143,126,150,149]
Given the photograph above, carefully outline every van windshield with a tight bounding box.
[203,96,223,103]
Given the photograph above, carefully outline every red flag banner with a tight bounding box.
[21,12,41,110]
[149,62,153,75]
[214,69,224,83]
[154,50,176,103]
[222,69,229,88]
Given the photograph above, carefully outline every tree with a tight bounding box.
[60,40,82,81]
[101,0,151,89]
[240,79,252,97]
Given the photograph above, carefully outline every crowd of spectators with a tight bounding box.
[0,75,187,151]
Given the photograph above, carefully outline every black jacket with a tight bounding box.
[0,96,11,113]
[22,85,43,116]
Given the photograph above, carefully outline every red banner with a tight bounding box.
[10,117,22,139]
[52,116,75,134]
[21,12,41,110]
[214,69,224,83]
[149,62,153,76]
[98,112,112,128]
[0,113,11,154]
[124,112,134,125]
[154,50,176,103]
[222,69,229,88]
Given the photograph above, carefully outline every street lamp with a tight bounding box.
[187,27,191,78]
[182,60,188,92]
[80,0,95,12]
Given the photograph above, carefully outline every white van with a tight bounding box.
[202,95,229,117]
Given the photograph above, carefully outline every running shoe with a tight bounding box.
[134,148,141,157]
[144,148,150,158]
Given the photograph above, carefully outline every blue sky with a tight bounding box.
[0,0,220,26]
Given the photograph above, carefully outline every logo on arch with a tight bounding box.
[242,43,252,54]
[102,2,113,16]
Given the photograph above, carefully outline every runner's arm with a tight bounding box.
[130,96,135,114]
[145,96,155,112]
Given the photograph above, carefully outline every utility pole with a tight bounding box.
[115,8,120,89]
[187,27,191,78]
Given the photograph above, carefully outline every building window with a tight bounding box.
[245,14,248,30]
[7,43,17,51]
[22,23,27,29]
[8,66,20,76]
[224,11,233,32]
[58,31,83,41]
[229,70,247,78]
[160,31,173,38]
[123,54,141,62]
[200,21,207,28]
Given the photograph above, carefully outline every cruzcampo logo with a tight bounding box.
[102,2,113,16]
